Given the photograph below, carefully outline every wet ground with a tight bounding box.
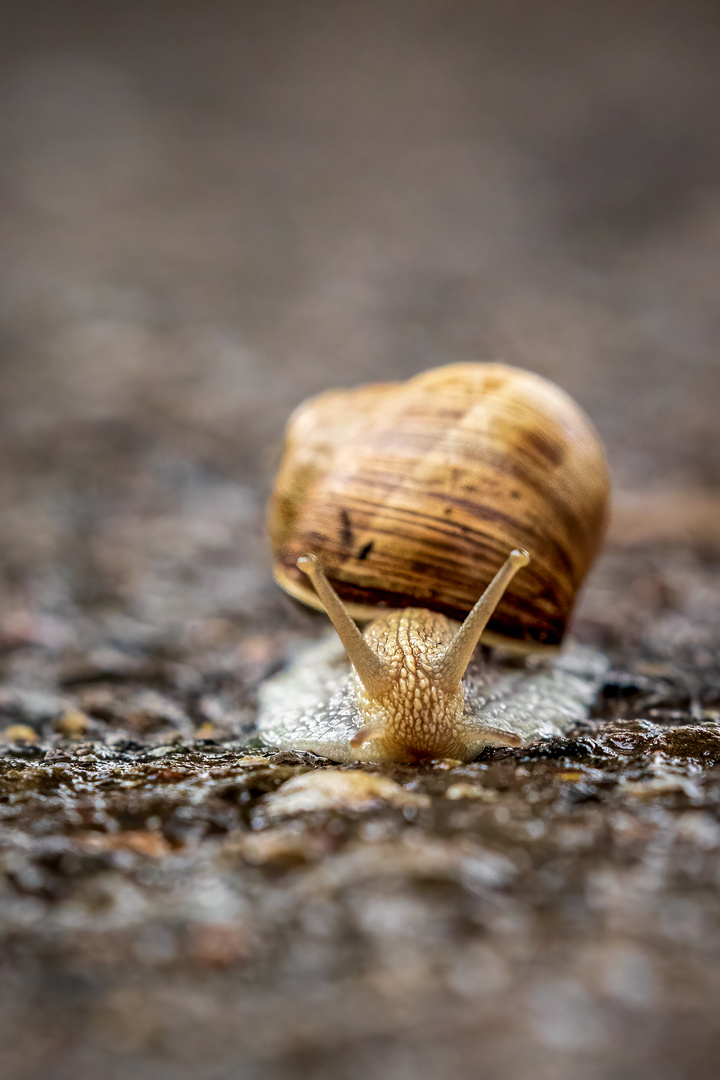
[1,2,720,1077]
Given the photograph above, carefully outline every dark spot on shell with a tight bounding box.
[357,541,374,561]
[479,376,505,394]
[339,509,353,547]
[521,428,566,468]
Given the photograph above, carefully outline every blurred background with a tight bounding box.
[2,2,720,1078]
[1,0,719,633]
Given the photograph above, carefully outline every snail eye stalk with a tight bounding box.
[296,554,391,699]
[433,549,530,689]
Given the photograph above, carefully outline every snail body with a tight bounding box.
[259,363,610,764]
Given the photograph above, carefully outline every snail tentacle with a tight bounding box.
[434,548,530,691]
[297,554,392,700]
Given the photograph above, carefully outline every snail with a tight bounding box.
[258,363,611,764]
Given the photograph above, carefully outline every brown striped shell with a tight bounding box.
[268,363,610,650]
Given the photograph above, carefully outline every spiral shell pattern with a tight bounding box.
[268,363,610,649]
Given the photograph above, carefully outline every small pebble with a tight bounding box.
[446,782,497,801]
[146,745,179,759]
[54,708,93,738]
[80,830,172,858]
[1,723,39,743]
[262,768,429,818]
[621,774,702,799]
[194,722,218,740]
[237,829,329,867]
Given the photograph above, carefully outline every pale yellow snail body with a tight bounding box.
[258,363,611,764]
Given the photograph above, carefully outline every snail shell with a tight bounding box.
[268,362,610,650]
[259,364,611,764]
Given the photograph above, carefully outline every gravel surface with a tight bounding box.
[1,2,720,1078]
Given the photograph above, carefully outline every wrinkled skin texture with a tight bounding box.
[258,631,610,762]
